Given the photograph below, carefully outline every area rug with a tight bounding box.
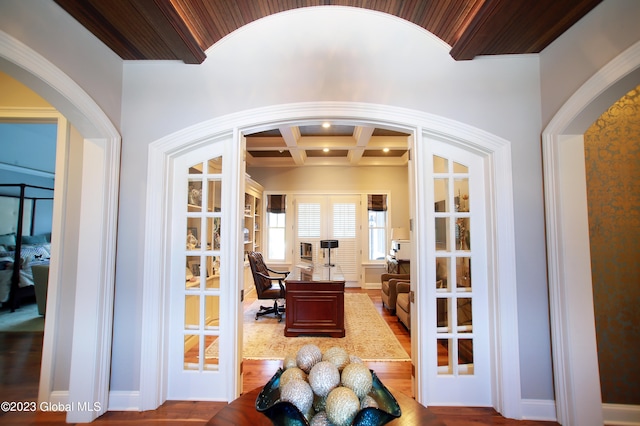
[206,293,409,361]
[0,303,44,332]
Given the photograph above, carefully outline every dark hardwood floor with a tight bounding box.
[0,290,559,425]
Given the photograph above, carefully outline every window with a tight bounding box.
[368,194,387,261]
[266,195,286,260]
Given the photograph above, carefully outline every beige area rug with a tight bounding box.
[206,293,409,361]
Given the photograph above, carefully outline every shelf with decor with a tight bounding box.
[244,176,263,254]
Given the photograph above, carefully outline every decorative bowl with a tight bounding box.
[255,368,401,426]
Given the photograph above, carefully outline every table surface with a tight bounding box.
[206,386,445,425]
[285,264,345,283]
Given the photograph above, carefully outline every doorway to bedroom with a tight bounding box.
[0,122,56,327]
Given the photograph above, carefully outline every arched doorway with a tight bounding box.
[141,102,523,418]
[542,40,640,425]
[0,31,120,423]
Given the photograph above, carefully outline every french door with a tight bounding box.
[167,140,236,400]
[294,194,360,282]
[426,142,491,405]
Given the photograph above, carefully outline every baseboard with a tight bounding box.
[521,399,557,422]
[108,391,141,411]
[48,390,69,404]
[603,403,640,425]
[362,282,382,290]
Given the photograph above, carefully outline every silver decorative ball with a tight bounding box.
[296,344,323,373]
[322,346,350,371]
[283,353,298,370]
[310,410,333,426]
[325,386,360,426]
[279,367,307,389]
[340,363,373,400]
[360,394,379,409]
[280,379,314,415]
[349,354,363,364]
[308,361,340,397]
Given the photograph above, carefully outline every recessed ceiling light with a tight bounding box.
[322,122,331,128]
[383,148,390,153]
[323,148,330,153]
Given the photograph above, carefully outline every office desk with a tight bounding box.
[284,265,345,337]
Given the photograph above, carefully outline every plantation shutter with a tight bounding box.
[331,200,358,278]
[297,203,321,238]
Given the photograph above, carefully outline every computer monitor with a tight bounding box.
[299,242,313,265]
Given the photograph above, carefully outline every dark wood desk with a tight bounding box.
[206,386,445,425]
[284,265,345,337]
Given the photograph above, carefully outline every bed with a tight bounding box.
[0,183,53,312]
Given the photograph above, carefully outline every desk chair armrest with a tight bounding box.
[266,267,289,277]
[255,271,286,291]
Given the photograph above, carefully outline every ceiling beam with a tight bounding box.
[279,126,306,165]
[54,0,206,63]
[349,125,374,165]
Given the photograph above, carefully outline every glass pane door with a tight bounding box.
[184,157,223,372]
[428,143,490,406]
[169,139,236,401]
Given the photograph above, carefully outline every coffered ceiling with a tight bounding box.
[51,0,603,167]
[245,123,411,167]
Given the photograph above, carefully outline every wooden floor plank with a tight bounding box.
[0,290,559,425]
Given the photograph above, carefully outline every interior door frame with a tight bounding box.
[141,102,521,418]
[0,31,121,423]
[542,40,640,425]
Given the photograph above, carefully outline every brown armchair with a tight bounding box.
[380,273,410,313]
[396,281,411,330]
[247,251,289,322]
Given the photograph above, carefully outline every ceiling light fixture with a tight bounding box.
[322,122,331,128]
[323,148,330,153]
[383,148,390,153]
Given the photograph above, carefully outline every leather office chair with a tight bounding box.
[247,251,289,322]
[380,273,410,313]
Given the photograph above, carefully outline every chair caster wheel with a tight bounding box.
[255,315,258,320]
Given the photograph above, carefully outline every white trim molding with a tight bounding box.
[0,30,121,423]
[141,101,522,418]
[542,40,640,426]
[521,399,558,422]
[603,404,640,426]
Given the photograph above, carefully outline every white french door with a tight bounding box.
[294,194,360,282]
[425,142,491,406]
[167,140,236,400]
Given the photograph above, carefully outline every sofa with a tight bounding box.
[396,281,411,330]
[380,273,410,313]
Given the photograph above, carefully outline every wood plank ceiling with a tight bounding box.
[53,0,602,63]
[52,0,602,167]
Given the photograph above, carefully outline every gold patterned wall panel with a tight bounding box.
[584,85,640,405]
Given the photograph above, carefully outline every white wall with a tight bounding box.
[1,0,635,410]
[0,0,123,401]
[248,165,410,229]
[116,6,552,400]
[0,0,123,134]
[540,0,640,130]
